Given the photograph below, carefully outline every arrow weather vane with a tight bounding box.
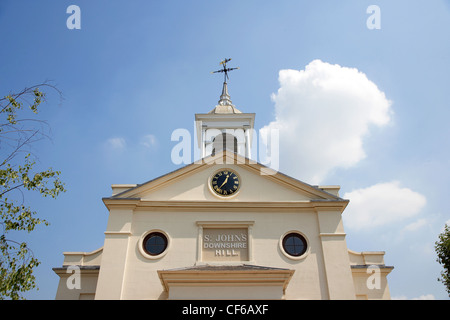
[211,58,239,83]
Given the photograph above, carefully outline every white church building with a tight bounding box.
[53,62,393,300]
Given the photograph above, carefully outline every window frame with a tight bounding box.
[139,230,170,260]
[279,231,309,260]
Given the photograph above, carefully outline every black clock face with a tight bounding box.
[211,170,240,196]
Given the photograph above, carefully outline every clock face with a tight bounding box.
[211,169,240,196]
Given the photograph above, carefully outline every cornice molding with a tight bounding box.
[103,198,348,212]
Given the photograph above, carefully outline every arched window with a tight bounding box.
[212,133,237,155]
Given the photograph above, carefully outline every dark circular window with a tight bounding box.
[282,233,307,257]
[143,232,168,256]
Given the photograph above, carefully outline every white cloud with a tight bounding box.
[106,137,126,150]
[392,294,435,300]
[261,59,392,184]
[391,295,408,300]
[140,134,158,149]
[342,181,427,230]
[403,218,427,232]
[412,294,435,300]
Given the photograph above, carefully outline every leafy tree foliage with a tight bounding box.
[435,223,450,296]
[0,83,65,299]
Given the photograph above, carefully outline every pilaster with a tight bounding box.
[316,208,356,299]
[94,207,133,299]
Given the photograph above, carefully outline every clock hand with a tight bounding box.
[219,175,229,189]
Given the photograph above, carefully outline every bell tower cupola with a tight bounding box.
[195,59,255,158]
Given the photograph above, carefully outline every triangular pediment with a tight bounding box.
[103,151,346,209]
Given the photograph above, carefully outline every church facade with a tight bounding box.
[53,70,393,300]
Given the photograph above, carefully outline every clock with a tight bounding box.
[211,169,240,197]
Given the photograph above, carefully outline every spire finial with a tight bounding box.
[218,82,232,106]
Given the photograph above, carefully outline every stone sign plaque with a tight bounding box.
[202,228,249,261]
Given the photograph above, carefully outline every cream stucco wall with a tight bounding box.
[110,209,334,299]
[54,154,393,300]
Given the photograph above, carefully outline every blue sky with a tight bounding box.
[1,0,449,299]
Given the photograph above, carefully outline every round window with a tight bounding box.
[143,232,168,256]
[282,233,307,257]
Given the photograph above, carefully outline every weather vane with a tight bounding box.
[211,58,239,83]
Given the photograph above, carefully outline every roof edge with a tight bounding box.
[109,151,346,202]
